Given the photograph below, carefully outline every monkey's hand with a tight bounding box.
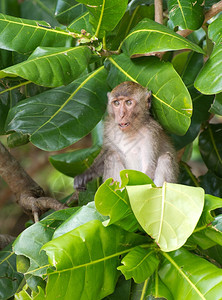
[74,172,93,191]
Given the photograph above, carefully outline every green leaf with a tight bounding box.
[68,11,92,34]
[42,220,147,300]
[0,46,91,87]
[126,183,205,252]
[103,275,131,300]
[0,246,23,300]
[50,123,103,177]
[118,247,159,283]
[199,124,222,177]
[208,15,222,44]
[76,0,128,38]
[160,248,222,299]
[0,0,20,17]
[106,54,192,135]
[195,45,222,94]
[6,67,109,151]
[13,208,78,283]
[168,0,204,30]
[7,132,29,148]
[210,93,222,116]
[121,18,204,56]
[0,13,73,54]
[146,273,174,300]
[53,202,108,239]
[95,178,140,232]
[21,0,60,28]
[200,171,222,198]
[55,0,86,25]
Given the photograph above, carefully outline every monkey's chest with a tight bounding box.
[116,135,154,173]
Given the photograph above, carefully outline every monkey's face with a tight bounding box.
[110,96,138,131]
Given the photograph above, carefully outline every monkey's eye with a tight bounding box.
[113,100,120,107]
[125,100,132,106]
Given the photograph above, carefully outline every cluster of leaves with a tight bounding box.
[0,0,222,299]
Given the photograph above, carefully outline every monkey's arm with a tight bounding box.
[74,150,105,191]
[153,152,178,187]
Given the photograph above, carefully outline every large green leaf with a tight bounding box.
[146,273,174,300]
[42,220,147,300]
[76,0,128,38]
[126,183,205,252]
[121,18,204,56]
[55,0,86,25]
[0,46,91,87]
[208,15,222,44]
[199,124,222,177]
[200,171,222,198]
[0,13,73,54]
[50,122,103,177]
[0,246,23,300]
[106,54,192,135]
[5,67,109,151]
[195,45,222,94]
[95,170,152,232]
[0,0,20,17]
[68,11,92,34]
[168,0,204,30]
[118,247,159,283]
[160,248,222,299]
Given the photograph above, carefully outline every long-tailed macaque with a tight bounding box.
[74,81,178,189]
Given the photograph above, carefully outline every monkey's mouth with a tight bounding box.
[119,122,130,129]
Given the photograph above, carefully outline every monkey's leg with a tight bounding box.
[154,152,178,187]
[103,151,125,183]
[74,151,105,191]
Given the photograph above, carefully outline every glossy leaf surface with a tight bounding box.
[168,0,204,30]
[76,0,128,38]
[199,124,222,177]
[0,13,73,53]
[160,248,222,299]
[121,18,204,56]
[6,67,109,151]
[107,54,192,135]
[208,15,222,44]
[55,0,86,25]
[127,183,204,252]
[68,11,92,34]
[118,247,159,283]
[0,46,91,87]
[195,45,222,94]
[42,220,147,300]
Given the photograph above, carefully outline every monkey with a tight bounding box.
[74,81,178,190]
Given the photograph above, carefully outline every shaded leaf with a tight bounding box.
[55,0,86,25]
[118,247,159,283]
[104,275,131,300]
[76,0,128,38]
[208,15,222,44]
[199,124,222,177]
[6,67,109,151]
[200,171,222,197]
[0,246,23,300]
[21,0,59,27]
[121,18,204,56]
[146,273,174,300]
[168,0,204,30]
[210,93,222,116]
[160,248,222,299]
[0,46,91,87]
[0,13,73,54]
[68,11,92,34]
[0,0,20,16]
[127,183,204,252]
[179,161,200,187]
[106,54,192,135]
[50,123,103,177]
[7,132,29,148]
[195,45,222,95]
[42,220,147,300]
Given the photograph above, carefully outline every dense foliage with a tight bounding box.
[0,0,222,299]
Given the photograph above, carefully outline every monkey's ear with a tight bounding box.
[107,92,111,100]
[146,91,152,109]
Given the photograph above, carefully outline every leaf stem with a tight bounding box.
[0,81,31,95]
[155,0,163,24]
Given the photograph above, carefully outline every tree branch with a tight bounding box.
[155,0,163,24]
[0,141,67,220]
